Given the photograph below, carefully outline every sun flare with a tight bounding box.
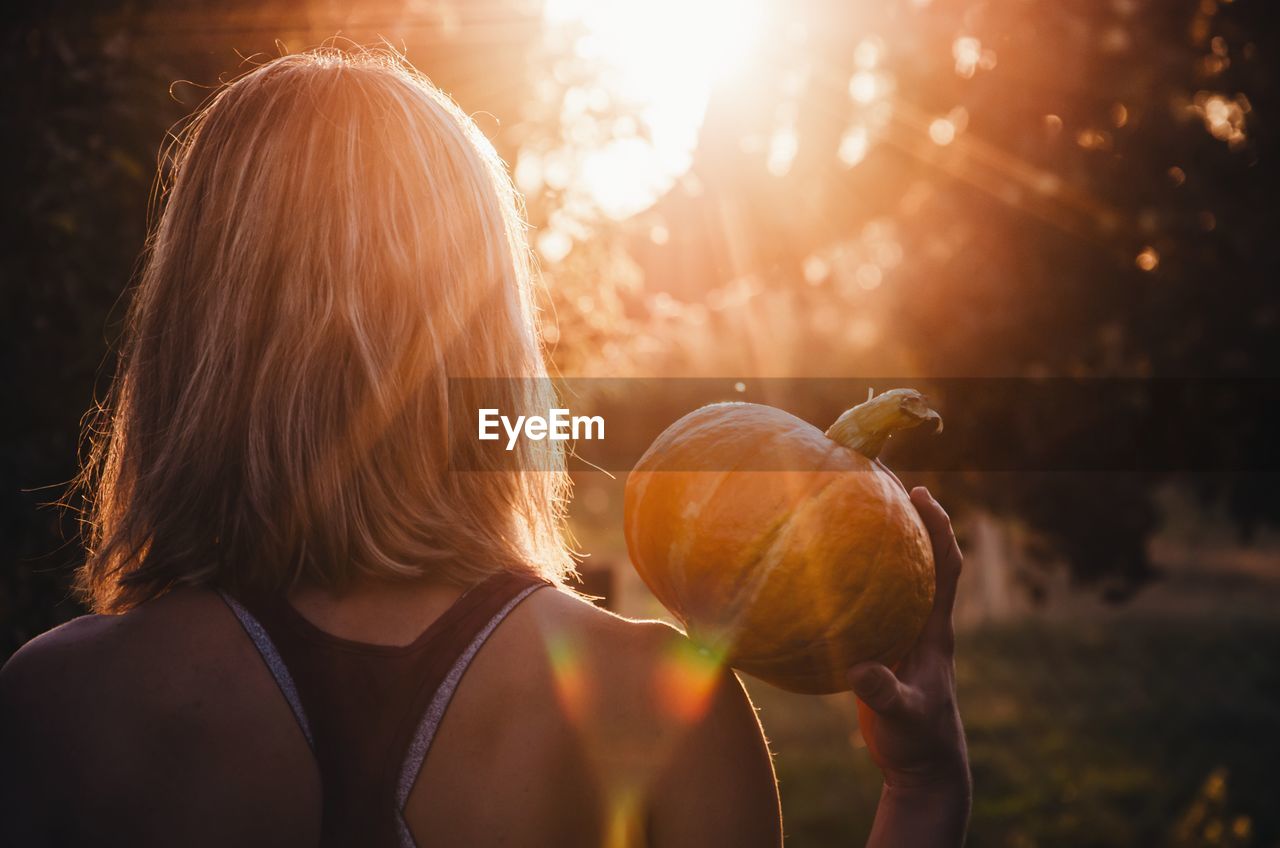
[541,0,765,224]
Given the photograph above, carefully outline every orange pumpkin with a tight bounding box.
[624,389,942,694]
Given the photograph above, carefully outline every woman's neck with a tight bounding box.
[286,576,467,647]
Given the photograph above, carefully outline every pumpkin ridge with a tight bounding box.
[685,509,790,648]
[732,472,883,665]
[708,433,873,663]
[684,452,840,645]
[664,467,735,623]
[830,468,896,637]
[724,470,855,660]
[628,407,775,618]
[834,470,932,667]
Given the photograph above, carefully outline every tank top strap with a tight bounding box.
[218,589,316,750]
[219,571,550,848]
[394,575,548,838]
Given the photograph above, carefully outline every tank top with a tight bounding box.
[219,571,549,848]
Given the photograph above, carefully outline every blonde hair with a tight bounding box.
[76,48,573,612]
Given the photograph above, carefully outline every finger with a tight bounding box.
[911,487,962,646]
[847,662,916,718]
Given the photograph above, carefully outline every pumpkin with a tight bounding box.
[624,389,942,694]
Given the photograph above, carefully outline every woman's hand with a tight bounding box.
[848,486,971,846]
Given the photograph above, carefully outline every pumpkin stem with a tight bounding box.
[824,388,942,459]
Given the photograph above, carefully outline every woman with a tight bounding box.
[0,49,970,846]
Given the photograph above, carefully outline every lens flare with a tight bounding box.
[604,783,644,848]
[654,638,725,723]
[546,631,591,721]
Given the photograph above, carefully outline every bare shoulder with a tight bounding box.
[0,614,116,704]
[516,585,693,695]
[0,588,247,716]
[502,585,782,846]
[523,585,685,653]
[1,590,319,845]
[487,583,730,743]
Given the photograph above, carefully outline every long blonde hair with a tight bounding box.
[76,48,573,612]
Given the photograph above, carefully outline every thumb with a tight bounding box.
[847,662,913,717]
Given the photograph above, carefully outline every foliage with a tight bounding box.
[750,612,1280,846]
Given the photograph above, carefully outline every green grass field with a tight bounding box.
[748,613,1280,847]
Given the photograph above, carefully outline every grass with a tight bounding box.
[745,613,1280,847]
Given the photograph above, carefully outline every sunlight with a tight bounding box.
[544,0,765,221]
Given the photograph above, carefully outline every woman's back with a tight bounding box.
[0,49,781,847]
[0,47,970,847]
[0,578,781,847]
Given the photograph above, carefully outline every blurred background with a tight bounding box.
[2,0,1278,844]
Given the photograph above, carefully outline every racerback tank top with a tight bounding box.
[219,571,549,847]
